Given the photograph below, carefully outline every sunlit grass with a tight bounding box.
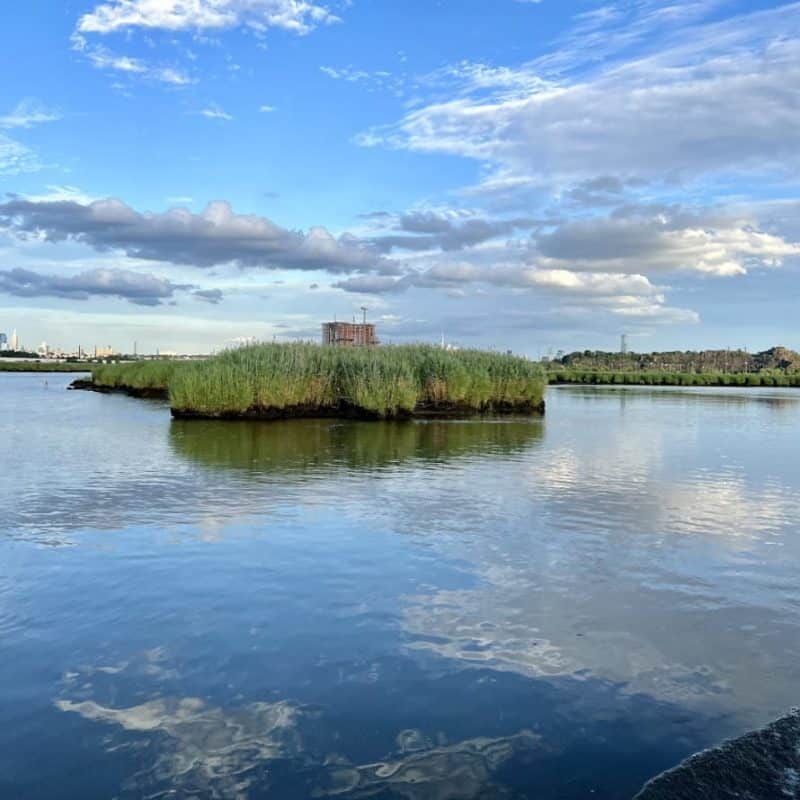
[168,344,547,418]
[91,361,186,391]
[88,344,544,417]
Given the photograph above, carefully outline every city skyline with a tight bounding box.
[2,1,800,355]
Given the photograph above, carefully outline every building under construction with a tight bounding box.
[321,321,378,346]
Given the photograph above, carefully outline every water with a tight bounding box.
[2,373,800,799]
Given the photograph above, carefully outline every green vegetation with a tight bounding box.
[552,346,799,374]
[83,344,546,418]
[549,369,800,387]
[169,344,545,418]
[91,360,186,393]
[0,361,91,373]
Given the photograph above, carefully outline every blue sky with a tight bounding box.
[1,0,799,355]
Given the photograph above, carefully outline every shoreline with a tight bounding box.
[550,380,800,389]
[549,376,800,388]
[170,399,546,421]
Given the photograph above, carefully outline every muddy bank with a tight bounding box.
[635,709,800,799]
[68,378,168,400]
[171,399,545,421]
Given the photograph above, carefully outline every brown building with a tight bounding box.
[321,321,378,346]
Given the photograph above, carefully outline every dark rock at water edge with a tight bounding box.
[635,709,800,799]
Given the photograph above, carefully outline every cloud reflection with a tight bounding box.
[56,684,542,799]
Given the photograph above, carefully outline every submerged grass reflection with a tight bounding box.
[168,418,544,475]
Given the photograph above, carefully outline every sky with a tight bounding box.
[1,0,799,356]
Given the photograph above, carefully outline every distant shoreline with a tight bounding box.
[548,371,800,388]
[0,362,92,373]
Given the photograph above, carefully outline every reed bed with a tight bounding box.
[167,344,546,418]
[549,369,800,387]
[91,361,186,392]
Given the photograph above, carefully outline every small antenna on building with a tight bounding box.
[361,306,368,325]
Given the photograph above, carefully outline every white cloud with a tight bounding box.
[0,135,40,175]
[259,104,277,113]
[0,99,60,129]
[82,44,194,84]
[76,0,338,36]
[23,185,98,204]
[200,106,233,121]
[320,65,371,82]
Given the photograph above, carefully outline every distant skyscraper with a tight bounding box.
[0,333,6,351]
[10,329,19,351]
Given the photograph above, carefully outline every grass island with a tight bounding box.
[73,343,547,420]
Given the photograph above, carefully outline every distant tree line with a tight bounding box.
[0,349,39,359]
[551,346,799,374]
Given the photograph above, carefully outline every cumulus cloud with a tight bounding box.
[76,0,338,36]
[335,263,664,299]
[0,267,198,306]
[535,206,800,277]
[0,197,389,275]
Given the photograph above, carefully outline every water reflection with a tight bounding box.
[4,376,800,799]
[57,689,541,800]
[6,404,542,541]
[52,651,713,800]
[557,384,800,409]
[168,417,543,476]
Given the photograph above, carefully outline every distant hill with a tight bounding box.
[551,346,799,374]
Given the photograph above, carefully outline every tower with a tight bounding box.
[620,333,628,355]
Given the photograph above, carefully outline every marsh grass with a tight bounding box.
[165,344,546,418]
[91,361,186,391]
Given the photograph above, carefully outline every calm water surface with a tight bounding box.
[2,374,800,799]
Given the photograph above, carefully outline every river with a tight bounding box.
[2,373,799,799]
